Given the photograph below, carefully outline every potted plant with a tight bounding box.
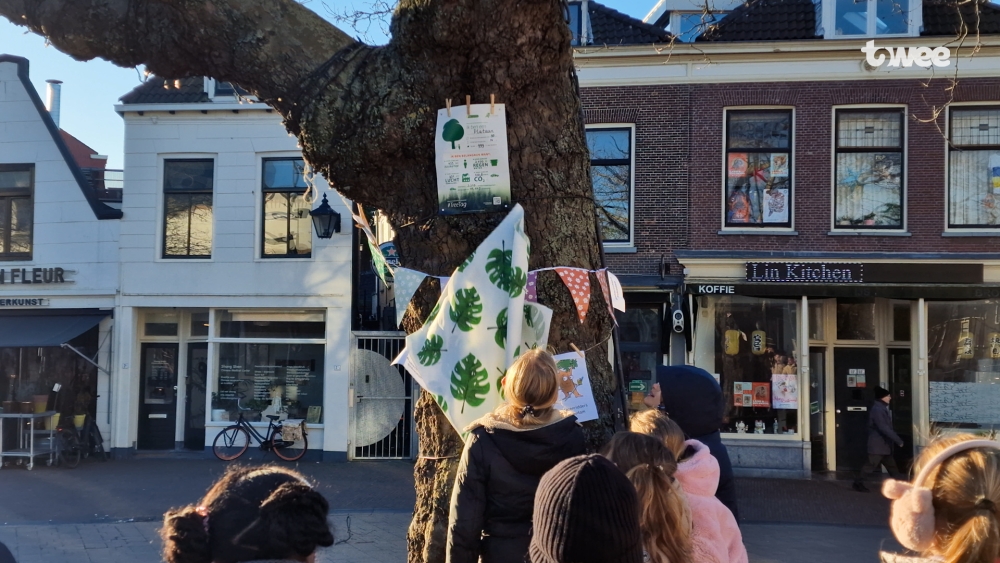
[73,387,92,428]
[245,399,268,422]
[211,393,228,422]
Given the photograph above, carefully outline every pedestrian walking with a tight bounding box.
[644,365,739,519]
[530,454,644,563]
[160,465,334,563]
[853,386,904,493]
[447,349,586,563]
[880,434,1000,563]
[630,410,747,563]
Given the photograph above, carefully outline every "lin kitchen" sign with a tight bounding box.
[746,262,863,284]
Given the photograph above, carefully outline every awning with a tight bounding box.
[0,311,109,348]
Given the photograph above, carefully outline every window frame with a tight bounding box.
[260,157,314,259]
[822,0,921,39]
[670,11,726,42]
[585,123,636,248]
[0,164,34,261]
[832,107,906,231]
[721,108,795,231]
[161,157,215,260]
[946,104,1000,230]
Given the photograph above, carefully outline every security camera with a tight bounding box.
[671,308,684,334]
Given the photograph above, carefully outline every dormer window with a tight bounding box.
[567,1,593,45]
[824,0,920,37]
[671,11,725,42]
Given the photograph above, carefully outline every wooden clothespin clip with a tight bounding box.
[490,94,495,115]
[570,343,585,359]
[446,98,452,117]
[466,95,472,117]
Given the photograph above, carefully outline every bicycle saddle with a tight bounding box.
[266,415,281,421]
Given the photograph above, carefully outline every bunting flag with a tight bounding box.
[526,271,538,303]
[596,269,617,325]
[555,267,592,324]
[607,271,626,312]
[369,239,392,285]
[393,268,428,328]
[393,205,552,435]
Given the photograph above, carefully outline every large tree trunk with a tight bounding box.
[0,1,620,560]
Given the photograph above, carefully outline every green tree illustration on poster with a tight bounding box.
[450,353,489,413]
[556,358,578,371]
[442,119,465,149]
[449,287,483,332]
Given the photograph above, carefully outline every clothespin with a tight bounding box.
[446,98,452,117]
[466,95,471,117]
[490,94,495,115]
[570,343,585,359]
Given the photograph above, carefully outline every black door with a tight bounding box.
[834,348,879,472]
[184,343,208,450]
[809,348,827,471]
[888,349,914,473]
[138,343,178,450]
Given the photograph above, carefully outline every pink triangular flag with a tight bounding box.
[555,267,591,323]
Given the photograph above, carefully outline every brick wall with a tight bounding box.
[582,77,1000,274]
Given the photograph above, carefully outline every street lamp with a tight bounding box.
[309,194,341,239]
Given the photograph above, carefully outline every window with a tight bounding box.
[261,159,313,258]
[0,165,33,260]
[619,304,664,412]
[834,110,904,229]
[567,2,584,45]
[144,312,180,337]
[724,110,792,228]
[163,159,214,258]
[586,127,633,244]
[832,0,911,36]
[948,108,1000,228]
[672,11,725,42]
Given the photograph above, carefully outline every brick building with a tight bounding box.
[575,0,1000,476]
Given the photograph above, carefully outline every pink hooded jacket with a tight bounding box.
[676,439,748,563]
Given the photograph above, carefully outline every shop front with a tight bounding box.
[679,252,1000,478]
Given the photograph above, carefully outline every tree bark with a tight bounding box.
[0,1,620,561]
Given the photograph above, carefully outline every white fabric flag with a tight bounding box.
[393,205,551,435]
[393,268,428,328]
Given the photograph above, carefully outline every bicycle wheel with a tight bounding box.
[270,428,307,461]
[213,426,250,461]
[89,422,108,461]
[59,429,81,469]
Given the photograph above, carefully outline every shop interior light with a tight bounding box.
[310,194,341,239]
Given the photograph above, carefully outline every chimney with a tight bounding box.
[45,79,63,128]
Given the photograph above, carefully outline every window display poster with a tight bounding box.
[435,103,512,215]
[763,188,789,224]
[770,154,789,177]
[752,382,770,408]
[734,382,752,407]
[728,153,748,178]
[554,352,599,422]
[771,373,798,409]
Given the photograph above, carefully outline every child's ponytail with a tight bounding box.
[627,463,692,563]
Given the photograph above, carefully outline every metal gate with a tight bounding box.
[349,332,416,460]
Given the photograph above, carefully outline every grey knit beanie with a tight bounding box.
[529,454,643,563]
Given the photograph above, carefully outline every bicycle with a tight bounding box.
[79,414,108,461]
[212,402,307,461]
[54,423,81,468]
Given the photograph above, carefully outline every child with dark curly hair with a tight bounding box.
[160,465,334,563]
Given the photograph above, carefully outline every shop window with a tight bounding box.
[163,159,214,258]
[217,310,325,339]
[215,343,325,424]
[695,296,800,435]
[948,108,1000,228]
[190,312,209,338]
[892,302,911,342]
[144,312,179,337]
[927,299,1000,430]
[809,301,825,341]
[586,126,633,244]
[834,110,904,229]
[618,306,663,411]
[723,110,792,228]
[836,298,877,340]
[830,0,912,36]
[0,165,33,261]
[261,159,313,258]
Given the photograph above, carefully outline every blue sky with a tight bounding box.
[0,0,657,169]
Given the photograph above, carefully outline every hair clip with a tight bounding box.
[195,505,210,534]
[520,405,536,418]
[976,496,996,512]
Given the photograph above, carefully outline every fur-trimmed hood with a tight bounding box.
[879,553,942,563]
[465,407,577,433]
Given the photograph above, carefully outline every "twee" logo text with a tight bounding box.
[861,40,951,68]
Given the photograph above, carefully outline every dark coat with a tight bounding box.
[0,541,14,563]
[446,413,586,563]
[868,400,903,456]
[656,364,739,521]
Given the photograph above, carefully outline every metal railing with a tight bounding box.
[81,168,123,203]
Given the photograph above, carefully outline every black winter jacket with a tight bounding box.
[868,400,903,456]
[446,411,586,563]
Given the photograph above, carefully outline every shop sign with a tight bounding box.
[695,284,736,294]
[0,298,49,307]
[0,267,70,285]
[746,262,863,284]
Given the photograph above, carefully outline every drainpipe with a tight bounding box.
[46,79,63,128]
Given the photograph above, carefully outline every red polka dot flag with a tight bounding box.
[555,267,591,324]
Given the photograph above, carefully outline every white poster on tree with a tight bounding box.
[553,351,599,423]
[393,205,551,435]
[435,103,512,215]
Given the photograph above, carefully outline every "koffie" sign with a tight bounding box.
[746,262,863,284]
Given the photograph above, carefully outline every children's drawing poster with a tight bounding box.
[771,373,798,409]
[770,154,789,177]
[752,382,770,408]
[435,103,511,215]
[734,382,752,407]
[553,352,598,422]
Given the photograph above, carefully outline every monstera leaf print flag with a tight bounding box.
[394,204,551,435]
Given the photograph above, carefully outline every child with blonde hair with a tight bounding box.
[630,411,747,563]
[881,433,1000,563]
[448,349,586,563]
